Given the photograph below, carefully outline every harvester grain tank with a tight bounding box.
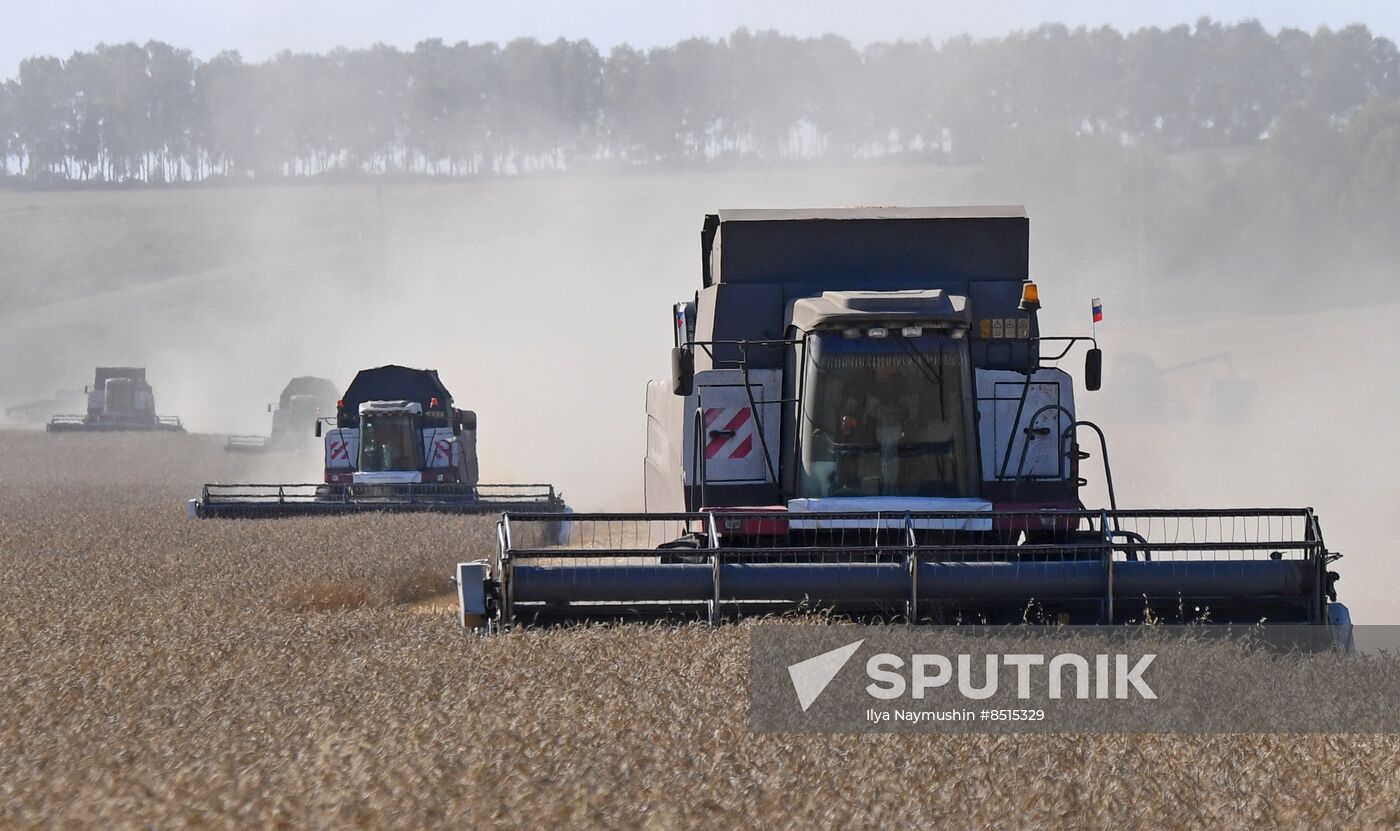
[225,376,339,452]
[47,367,184,432]
[467,207,1347,630]
[193,364,563,517]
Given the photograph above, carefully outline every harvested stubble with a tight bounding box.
[0,429,1397,829]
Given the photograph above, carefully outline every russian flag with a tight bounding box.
[1091,298,1103,323]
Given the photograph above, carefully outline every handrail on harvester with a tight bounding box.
[488,506,1333,626]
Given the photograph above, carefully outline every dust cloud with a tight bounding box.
[0,164,1394,619]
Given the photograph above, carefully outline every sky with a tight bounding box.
[3,0,1398,77]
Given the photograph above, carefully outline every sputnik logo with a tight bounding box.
[787,639,864,712]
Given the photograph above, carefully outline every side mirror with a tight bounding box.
[1085,348,1103,392]
[267,403,273,413]
[672,346,694,396]
[315,420,323,437]
[459,410,477,432]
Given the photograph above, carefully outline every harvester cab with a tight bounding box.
[47,367,184,432]
[470,207,1348,631]
[322,398,477,487]
[194,364,560,518]
[354,401,430,482]
[646,209,1086,524]
[316,365,476,488]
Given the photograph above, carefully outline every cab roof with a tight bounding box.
[702,206,1029,288]
[714,206,1026,222]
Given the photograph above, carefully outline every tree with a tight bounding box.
[2,24,1399,183]
[334,44,409,174]
[144,41,197,181]
[12,56,72,178]
[193,51,256,177]
[0,80,13,175]
[407,39,455,173]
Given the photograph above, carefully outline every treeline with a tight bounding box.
[2,20,1398,183]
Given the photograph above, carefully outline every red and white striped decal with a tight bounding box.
[432,438,453,463]
[329,438,350,461]
[703,406,754,460]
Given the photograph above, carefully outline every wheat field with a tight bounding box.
[0,429,1397,829]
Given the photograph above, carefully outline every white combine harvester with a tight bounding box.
[459,207,1349,632]
[225,376,339,453]
[47,367,184,432]
[193,364,563,518]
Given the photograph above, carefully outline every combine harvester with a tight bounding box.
[193,364,563,518]
[460,207,1348,630]
[225,376,339,453]
[47,367,184,432]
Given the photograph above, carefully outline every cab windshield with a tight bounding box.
[799,330,975,498]
[359,413,424,472]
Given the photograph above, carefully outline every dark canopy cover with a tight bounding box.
[702,206,1029,288]
[337,365,455,427]
[94,367,148,386]
[279,376,340,410]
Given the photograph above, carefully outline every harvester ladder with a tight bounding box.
[1102,508,1114,623]
[707,513,722,625]
[906,511,919,623]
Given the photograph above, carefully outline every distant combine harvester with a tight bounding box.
[47,367,184,433]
